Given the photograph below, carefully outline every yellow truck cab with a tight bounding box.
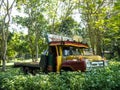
[43,40,88,72]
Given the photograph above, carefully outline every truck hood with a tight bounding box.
[65,55,83,61]
[64,55,105,61]
[82,55,105,61]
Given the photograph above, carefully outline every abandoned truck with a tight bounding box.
[14,34,108,74]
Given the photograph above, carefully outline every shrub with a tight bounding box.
[83,61,120,90]
[0,61,120,90]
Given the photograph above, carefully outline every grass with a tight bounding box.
[0,58,40,66]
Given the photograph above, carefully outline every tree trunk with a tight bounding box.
[96,29,102,56]
[35,29,39,61]
[2,57,6,71]
[86,14,96,55]
[0,0,15,71]
[1,27,7,71]
[35,42,38,61]
[28,24,35,62]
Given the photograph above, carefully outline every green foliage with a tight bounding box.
[0,67,23,90]
[103,0,120,58]
[7,32,29,59]
[0,61,120,90]
[13,0,120,59]
[57,16,79,36]
[79,0,109,55]
[14,0,48,61]
[83,61,120,90]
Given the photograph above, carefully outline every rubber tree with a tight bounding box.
[14,0,48,61]
[78,0,113,55]
[0,0,15,71]
[45,0,78,35]
[104,0,120,59]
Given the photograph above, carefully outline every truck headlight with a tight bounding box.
[85,59,91,68]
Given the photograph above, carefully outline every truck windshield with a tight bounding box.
[63,47,81,56]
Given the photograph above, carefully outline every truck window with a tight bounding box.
[63,49,69,56]
[63,47,69,56]
[63,47,81,56]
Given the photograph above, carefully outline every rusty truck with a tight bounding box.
[14,34,108,74]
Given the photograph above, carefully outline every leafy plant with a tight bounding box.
[0,61,120,90]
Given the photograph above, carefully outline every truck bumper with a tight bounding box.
[85,59,108,70]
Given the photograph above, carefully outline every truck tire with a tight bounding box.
[22,67,30,74]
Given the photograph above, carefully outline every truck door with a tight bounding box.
[56,46,62,72]
[48,46,57,72]
[47,46,62,72]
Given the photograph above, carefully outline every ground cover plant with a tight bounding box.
[0,61,120,90]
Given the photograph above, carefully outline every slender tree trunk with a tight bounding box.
[0,0,15,71]
[35,29,39,61]
[81,1,96,55]
[28,28,35,62]
[86,14,96,55]
[96,29,102,55]
[35,42,38,61]
[1,26,7,71]
[87,25,96,55]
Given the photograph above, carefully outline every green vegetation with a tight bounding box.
[0,61,120,90]
[0,0,120,71]
[0,0,120,89]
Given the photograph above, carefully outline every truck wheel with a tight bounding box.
[22,67,30,74]
[32,69,37,75]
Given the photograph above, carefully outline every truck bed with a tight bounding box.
[14,62,40,68]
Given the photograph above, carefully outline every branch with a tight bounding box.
[51,1,60,32]
[3,0,7,8]
[9,0,15,10]
[5,0,15,24]
[93,0,114,14]
[94,0,105,13]
[0,0,4,8]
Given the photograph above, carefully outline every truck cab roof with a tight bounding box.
[49,41,88,48]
